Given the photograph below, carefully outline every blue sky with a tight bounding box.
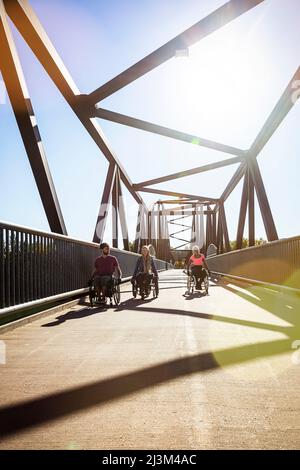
[0,0,299,246]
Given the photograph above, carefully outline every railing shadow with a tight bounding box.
[0,336,291,438]
[41,306,108,327]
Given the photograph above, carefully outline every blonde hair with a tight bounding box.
[192,245,200,252]
[141,245,151,273]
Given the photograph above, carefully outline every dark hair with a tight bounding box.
[100,242,109,249]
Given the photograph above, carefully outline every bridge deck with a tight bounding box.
[0,270,299,449]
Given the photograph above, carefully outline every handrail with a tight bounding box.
[207,236,300,290]
[0,221,172,309]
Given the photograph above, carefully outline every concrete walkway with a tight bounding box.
[0,270,300,449]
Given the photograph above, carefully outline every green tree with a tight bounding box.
[230,237,267,250]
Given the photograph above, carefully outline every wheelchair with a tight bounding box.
[132,273,159,300]
[185,267,209,295]
[89,276,121,307]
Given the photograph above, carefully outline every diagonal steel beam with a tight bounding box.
[248,157,278,241]
[219,161,247,204]
[117,171,130,251]
[94,108,245,157]
[0,0,66,234]
[134,156,242,188]
[4,0,146,209]
[219,203,231,252]
[235,170,248,249]
[136,187,218,203]
[248,167,255,246]
[249,67,300,157]
[89,0,265,102]
[155,199,202,204]
[93,163,117,243]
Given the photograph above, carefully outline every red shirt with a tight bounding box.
[94,255,119,276]
[190,254,205,266]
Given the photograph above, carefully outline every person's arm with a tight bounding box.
[202,256,209,271]
[151,258,158,277]
[91,259,98,278]
[114,258,122,279]
[132,257,140,279]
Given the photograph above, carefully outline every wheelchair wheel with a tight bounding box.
[140,285,145,300]
[204,275,209,295]
[152,280,159,298]
[89,286,95,308]
[187,275,194,294]
[132,282,137,298]
[113,283,120,305]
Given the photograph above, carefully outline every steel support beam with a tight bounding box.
[248,168,255,246]
[112,170,119,248]
[219,203,231,252]
[4,0,146,209]
[0,1,66,234]
[220,162,247,203]
[236,170,249,249]
[212,211,217,245]
[95,108,245,157]
[89,0,264,102]
[93,163,117,243]
[248,157,278,241]
[155,200,204,205]
[135,187,218,203]
[134,156,242,188]
[117,171,129,251]
[216,211,223,254]
[206,212,212,249]
[249,67,300,157]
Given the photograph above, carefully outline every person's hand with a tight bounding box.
[87,278,93,287]
[117,278,122,285]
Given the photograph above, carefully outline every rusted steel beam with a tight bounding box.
[0,1,66,234]
[94,108,245,157]
[5,0,146,209]
[134,156,242,188]
[93,163,117,243]
[89,0,265,102]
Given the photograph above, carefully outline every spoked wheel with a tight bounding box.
[140,285,145,300]
[152,281,159,298]
[113,284,121,305]
[89,286,95,308]
[132,283,137,298]
[204,276,209,295]
[187,276,194,295]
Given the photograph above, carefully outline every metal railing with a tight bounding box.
[0,221,172,309]
[206,236,300,290]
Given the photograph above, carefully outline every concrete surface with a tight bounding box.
[0,269,299,449]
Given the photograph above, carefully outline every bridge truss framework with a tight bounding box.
[0,0,299,261]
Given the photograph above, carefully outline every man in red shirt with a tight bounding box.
[92,242,122,302]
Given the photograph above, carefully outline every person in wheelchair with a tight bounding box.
[131,245,158,296]
[91,242,122,303]
[187,245,209,289]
